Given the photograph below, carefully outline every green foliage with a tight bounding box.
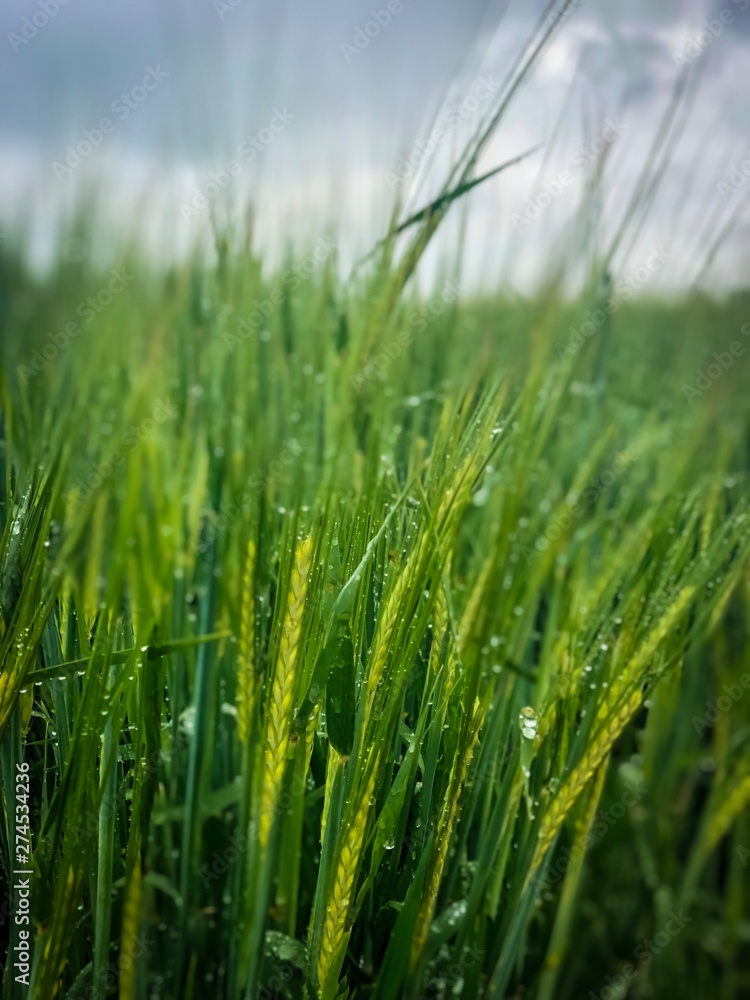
[0,230,749,999]
[1,11,749,991]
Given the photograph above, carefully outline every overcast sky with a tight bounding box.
[1,0,749,290]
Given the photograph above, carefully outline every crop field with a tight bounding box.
[1,3,750,1000]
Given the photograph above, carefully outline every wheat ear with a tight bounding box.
[529,687,643,882]
[317,765,378,996]
[259,534,314,847]
[236,539,257,745]
[410,705,482,968]
[595,586,695,729]
[365,536,425,712]
[705,756,750,853]
[320,745,340,846]
[0,670,17,734]
[529,585,697,877]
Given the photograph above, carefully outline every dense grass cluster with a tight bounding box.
[1,216,749,999]
[2,4,750,993]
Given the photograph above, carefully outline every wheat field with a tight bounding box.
[1,4,750,999]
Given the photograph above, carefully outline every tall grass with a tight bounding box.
[1,9,750,997]
[1,226,748,997]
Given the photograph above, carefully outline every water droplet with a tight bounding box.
[519,706,538,740]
